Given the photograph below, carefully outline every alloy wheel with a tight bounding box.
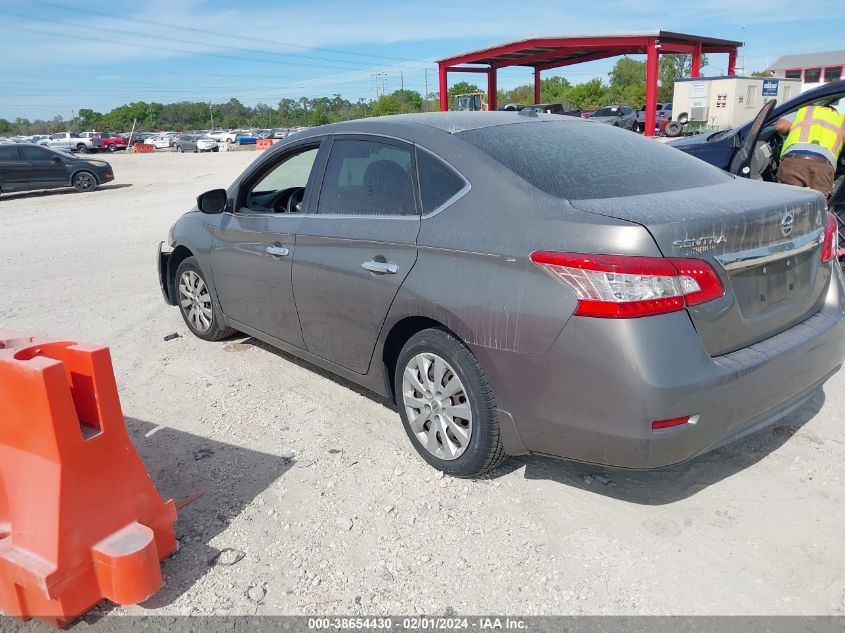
[179,270,213,332]
[73,173,96,192]
[402,352,473,460]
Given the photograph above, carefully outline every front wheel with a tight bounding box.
[395,328,507,477]
[72,171,97,192]
[107,144,116,152]
[174,257,235,341]
[176,145,183,153]
[76,144,88,153]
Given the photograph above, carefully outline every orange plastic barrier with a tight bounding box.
[132,143,154,153]
[0,336,177,627]
[255,138,273,150]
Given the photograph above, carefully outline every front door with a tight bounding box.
[18,145,68,187]
[292,136,420,374]
[211,142,325,348]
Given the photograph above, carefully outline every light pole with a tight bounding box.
[209,102,214,130]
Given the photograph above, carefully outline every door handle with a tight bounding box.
[266,245,290,257]
[362,260,398,274]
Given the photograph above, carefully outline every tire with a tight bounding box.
[107,144,116,152]
[665,121,684,137]
[394,328,507,477]
[71,171,97,193]
[174,256,235,341]
[176,145,183,153]
[76,144,88,154]
[212,146,219,152]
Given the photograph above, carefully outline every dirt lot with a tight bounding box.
[2,151,844,619]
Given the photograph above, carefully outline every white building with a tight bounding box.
[766,50,845,92]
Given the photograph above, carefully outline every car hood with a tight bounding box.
[667,129,738,151]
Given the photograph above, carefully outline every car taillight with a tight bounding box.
[529,251,724,318]
[820,211,838,263]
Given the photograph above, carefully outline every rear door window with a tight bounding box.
[416,149,466,214]
[19,145,53,161]
[0,146,19,161]
[318,138,417,216]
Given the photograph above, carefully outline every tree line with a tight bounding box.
[2,54,752,135]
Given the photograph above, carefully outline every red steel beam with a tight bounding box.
[439,63,448,111]
[644,38,659,137]
[691,41,703,77]
[488,68,497,111]
[728,48,737,75]
[444,65,491,74]
[534,67,541,103]
[438,36,655,67]
[536,50,631,72]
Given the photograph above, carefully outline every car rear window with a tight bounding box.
[456,120,731,200]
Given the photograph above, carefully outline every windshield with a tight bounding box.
[457,120,730,200]
[49,146,77,159]
[592,107,619,117]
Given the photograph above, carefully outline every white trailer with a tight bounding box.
[667,76,802,136]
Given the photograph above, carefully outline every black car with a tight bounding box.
[0,143,114,195]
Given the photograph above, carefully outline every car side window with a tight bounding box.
[416,149,466,214]
[244,145,320,214]
[318,139,416,216]
[19,146,52,161]
[0,146,18,161]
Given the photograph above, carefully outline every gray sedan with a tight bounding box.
[158,112,845,476]
[590,104,638,131]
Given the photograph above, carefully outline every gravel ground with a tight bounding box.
[1,151,844,620]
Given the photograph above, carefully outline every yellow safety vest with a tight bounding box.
[781,105,845,160]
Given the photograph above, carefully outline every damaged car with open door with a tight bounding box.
[669,80,845,267]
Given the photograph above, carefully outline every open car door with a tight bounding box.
[729,99,777,177]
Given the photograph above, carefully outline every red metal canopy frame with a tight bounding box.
[437,31,743,136]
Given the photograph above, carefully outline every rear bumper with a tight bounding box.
[158,241,175,305]
[474,265,845,469]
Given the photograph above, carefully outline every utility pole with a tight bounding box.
[400,71,404,91]
[424,69,429,110]
[209,102,214,130]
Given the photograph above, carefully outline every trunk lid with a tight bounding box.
[571,179,830,356]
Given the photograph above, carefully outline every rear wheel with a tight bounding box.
[176,145,183,153]
[71,171,97,192]
[395,328,507,477]
[175,257,235,341]
[76,144,88,153]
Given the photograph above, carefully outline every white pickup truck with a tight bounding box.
[40,132,102,153]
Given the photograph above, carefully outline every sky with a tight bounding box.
[0,0,842,121]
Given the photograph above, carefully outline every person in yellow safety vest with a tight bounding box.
[775,102,845,200]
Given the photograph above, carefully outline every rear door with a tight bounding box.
[291,135,420,374]
[211,140,326,348]
[18,145,67,187]
[0,145,26,190]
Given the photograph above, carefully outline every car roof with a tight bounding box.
[301,111,579,136]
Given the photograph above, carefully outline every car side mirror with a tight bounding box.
[52,156,63,164]
[197,189,228,214]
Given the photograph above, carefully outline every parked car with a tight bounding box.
[589,105,638,131]
[234,132,257,145]
[524,103,565,115]
[269,128,289,139]
[254,129,273,139]
[174,135,219,153]
[0,143,114,195]
[146,135,173,149]
[43,132,102,153]
[223,130,242,143]
[636,102,672,132]
[157,112,845,476]
[207,130,230,141]
[97,132,127,152]
[29,135,50,144]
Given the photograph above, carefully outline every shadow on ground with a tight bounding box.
[236,335,396,409]
[232,335,827,506]
[493,388,826,505]
[0,183,133,201]
[76,416,293,624]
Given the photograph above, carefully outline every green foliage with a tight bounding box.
[750,70,771,78]
[566,78,609,109]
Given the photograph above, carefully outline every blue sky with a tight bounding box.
[0,0,841,120]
